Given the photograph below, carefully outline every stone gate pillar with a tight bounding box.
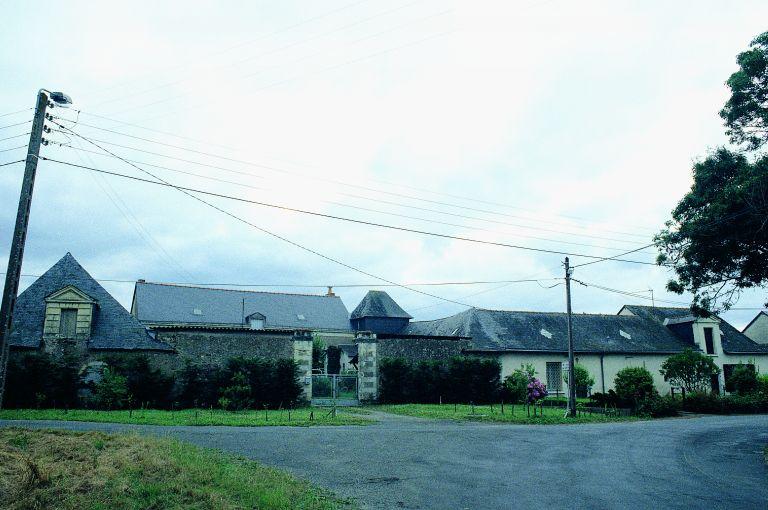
[355,331,378,402]
[293,330,313,402]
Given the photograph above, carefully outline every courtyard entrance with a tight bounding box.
[311,374,359,406]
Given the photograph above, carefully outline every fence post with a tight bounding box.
[501,400,504,414]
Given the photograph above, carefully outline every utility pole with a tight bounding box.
[0,89,69,408]
[564,257,577,417]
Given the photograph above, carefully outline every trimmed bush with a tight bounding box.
[637,394,679,417]
[4,352,79,409]
[682,392,768,414]
[94,368,129,410]
[614,366,656,409]
[100,355,174,409]
[378,356,501,404]
[725,363,758,395]
[564,364,595,398]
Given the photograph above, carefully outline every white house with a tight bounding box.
[743,311,768,345]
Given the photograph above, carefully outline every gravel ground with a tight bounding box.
[2,413,767,509]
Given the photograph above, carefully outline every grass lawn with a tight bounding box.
[373,403,638,424]
[0,428,354,510]
[0,407,371,427]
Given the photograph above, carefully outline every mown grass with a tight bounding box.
[0,407,371,427]
[0,428,355,510]
[374,403,638,424]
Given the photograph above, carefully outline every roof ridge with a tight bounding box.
[473,308,646,318]
[137,281,339,299]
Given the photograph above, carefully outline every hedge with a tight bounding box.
[378,356,501,404]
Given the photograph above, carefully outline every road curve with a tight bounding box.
[1,414,766,509]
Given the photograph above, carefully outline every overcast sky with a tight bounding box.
[1,0,766,328]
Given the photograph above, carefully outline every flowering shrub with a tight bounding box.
[527,378,548,403]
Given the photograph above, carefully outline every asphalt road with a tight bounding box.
[1,413,767,510]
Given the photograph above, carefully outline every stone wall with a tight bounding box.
[292,331,313,401]
[376,336,471,363]
[153,328,295,371]
[356,333,378,402]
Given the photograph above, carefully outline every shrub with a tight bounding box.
[176,362,227,409]
[725,363,758,395]
[588,390,620,408]
[501,366,532,404]
[312,338,326,372]
[758,374,768,395]
[100,355,174,409]
[637,394,679,417]
[682,391,768,414]
[526,378,548,403]
[220,372,252,411]
[378,356,501,404]
[564,364,595,398]
[614,366,656,409]
[94,368,128,410]
[4,352,79,409]
[660,348,720,393]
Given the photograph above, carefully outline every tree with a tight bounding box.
[614,367,656,409]
[312,338,326,372]
[656,31,768,313]
[656,149,768,312]
[94,368,128,410]
[725,363,758,395]
[564,364,595,397]
[659,349,721,393]
[720,31,768,151]
[502,364,536,404]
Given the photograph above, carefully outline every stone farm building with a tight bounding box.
[8,253,768,401]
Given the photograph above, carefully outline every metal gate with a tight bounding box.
[311,374,359,406]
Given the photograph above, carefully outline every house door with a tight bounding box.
[710,374,720,394]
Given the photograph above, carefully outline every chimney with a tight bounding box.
[326,286,335,297]
[137,279,146,283]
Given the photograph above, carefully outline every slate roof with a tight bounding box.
[9,253,173,351]
[133,282,352,331]
[405,308,695,354]
[350,291,412,320]
[622,305,768,354]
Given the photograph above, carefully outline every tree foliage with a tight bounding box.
[659,349,720,393]
[720,31,768,150]
[614,366,656,409]
[655,149,768,312]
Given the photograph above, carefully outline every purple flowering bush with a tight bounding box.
[527,378,549,404]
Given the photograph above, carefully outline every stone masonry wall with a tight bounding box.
[356,333,378,402]
[377,336,471,363]
[292,331,313,402]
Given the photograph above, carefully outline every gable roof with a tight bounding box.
[621,305,768,354]
[406,308,692,353]
[133,282,351,331]
[743,310,768,333]
[10,253,173,351]
[350,291,412,320]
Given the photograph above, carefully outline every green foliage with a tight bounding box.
[725,363,758,395]
[220,372,252,411]
[636,394,679,418]
[94,368,129,410]
[659,349,720,393]
[758,374,768,394]
[656,31,768,312]
[720,31,768,150]
[311,338,326,372]
[100,355,174,409]
[4,352,79,409]
[222,357,304,409]
[564,364,595,398]
[378,356,501,404]
[681,391,768,414]
[614,366,656,409]
[500,364,537,404]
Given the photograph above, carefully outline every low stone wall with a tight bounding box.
[153,328,295,370]
[376,336,471,363]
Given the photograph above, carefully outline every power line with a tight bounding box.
[0,133,30,143]
[50,125,655,245]
[41,154,662,266]
[0,146,26,154]
[0,160,25,168]
[47,121,478,308]
[0,120,31,131]
[53,142,656,254]
[0,108,32,118]
[571,244,657,269]
[62,110,661,236]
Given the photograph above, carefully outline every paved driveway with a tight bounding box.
[2,413,767,509]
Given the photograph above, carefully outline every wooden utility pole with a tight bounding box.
[564,257,577,417]
[0,91,50,408]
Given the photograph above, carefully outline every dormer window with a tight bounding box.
[704,327,715,355]
[43,285,96,340]
[246,312,266,330]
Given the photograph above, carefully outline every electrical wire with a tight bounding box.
[0,145,27,154]
[46,121,479,308]
[52,142,656,254]
[49,126,656,245]
[62,110,661,236]
[0,120,31,131]
[0,133,30,143]
[0,108,32,118]
[41,153,662,266]
[0,160,25,167]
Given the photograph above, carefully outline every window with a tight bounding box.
[704,327,715,355]
[59,309,77,337]
[249,318,265,330]
[546,362,563,394]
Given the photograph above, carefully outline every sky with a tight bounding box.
[1,0,766,328]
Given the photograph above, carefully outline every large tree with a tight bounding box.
[656,31,768,313]
[720,31,768,150]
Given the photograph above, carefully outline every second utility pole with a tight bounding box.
[564,257,577,417]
